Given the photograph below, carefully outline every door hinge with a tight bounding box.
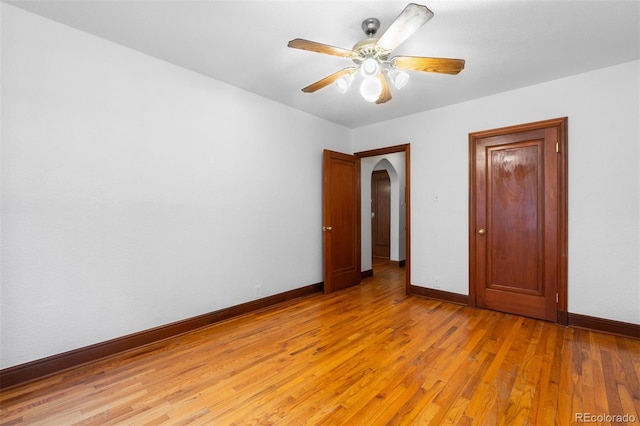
[556,293,559,304]
[556,142,559,153]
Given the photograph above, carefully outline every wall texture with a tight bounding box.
[353,60,640,325]
[0,5,351,368]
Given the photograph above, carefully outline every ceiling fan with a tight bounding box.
[287,3,465,104]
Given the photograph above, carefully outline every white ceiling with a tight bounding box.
[5,0,640,128]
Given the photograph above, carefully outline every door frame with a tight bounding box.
[468,118,568,324]
[355,144,411,295]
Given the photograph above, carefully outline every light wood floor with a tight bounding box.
[1,261,639,425]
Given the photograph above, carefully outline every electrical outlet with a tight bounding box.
[434,277,440,288]
[254,284,262,299]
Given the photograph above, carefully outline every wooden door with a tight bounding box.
[323,149,361,293]
[371,170,391,258]
[469,118,567,322]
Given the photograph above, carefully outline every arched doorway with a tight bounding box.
[360,152,406,276]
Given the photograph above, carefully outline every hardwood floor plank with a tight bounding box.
[1,260,639,425]
[619,383,639,426]
[528,323,560,425]
[602,348,627,420]
[503,321,541,425]
[616,337,640,404]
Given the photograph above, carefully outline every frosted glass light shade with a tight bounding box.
[335,74,354,94]
[360,58,380,78]
[388,69,409,89]
[360,77,382,102]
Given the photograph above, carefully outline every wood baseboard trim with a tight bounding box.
[0,282,323,390]
[568,313,640,339]
[410,285,638,339]
[390,260,406,267]
[5,283,635,390]
[361,269,374,279]
[409,285,469,305]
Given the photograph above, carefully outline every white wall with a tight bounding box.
[0,5,351,368]
[353,60,640,325]
[361,153,406,271]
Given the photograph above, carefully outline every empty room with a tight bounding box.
[1,0,639,424]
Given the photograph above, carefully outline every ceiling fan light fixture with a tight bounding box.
[388,68,410,89]
[360,76,383,102]
[334,73,354,94]
[359,57,380,78]
[287,3,464,105]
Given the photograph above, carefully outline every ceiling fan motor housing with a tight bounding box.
[353,18,392,64]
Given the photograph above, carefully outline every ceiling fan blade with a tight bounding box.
[391,56,465,75]
[376,3,434,52]
[376,73,392,104]
[302,67,357,93]
[288,38,355,58]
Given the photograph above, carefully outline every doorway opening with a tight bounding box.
[356,144,410,294]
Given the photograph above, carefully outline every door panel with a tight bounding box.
[487,141,542,294]
[470,119,567,322]
[371,170,391,258]
[323,150,361,293]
